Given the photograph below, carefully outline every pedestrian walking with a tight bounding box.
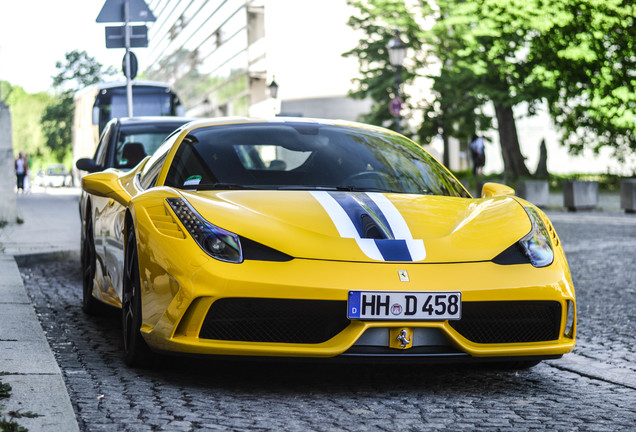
[470,135,485,176]
[15,152,29,192]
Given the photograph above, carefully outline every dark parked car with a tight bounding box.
[75,117,195,174]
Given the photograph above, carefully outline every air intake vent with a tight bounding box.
[200,298,350,343]
[146,204,185,239]
[449,301,561,343]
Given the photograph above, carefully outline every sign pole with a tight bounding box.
[97,0,155,116]
[124,0,133,117]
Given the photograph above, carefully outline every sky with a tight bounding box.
[0,0,145,93]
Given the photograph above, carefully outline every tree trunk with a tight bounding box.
[494,104,530,179]
[535,138,549,178]
[442,132,450,168]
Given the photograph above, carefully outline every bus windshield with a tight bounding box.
[92,83,183,134]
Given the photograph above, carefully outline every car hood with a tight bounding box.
[179,190,531,263]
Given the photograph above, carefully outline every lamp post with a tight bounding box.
[268,77,280,116]
[268,77,279,99]
[387,30,406,134]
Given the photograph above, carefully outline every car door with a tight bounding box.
[92,122,116,265]
[90,122,125,303]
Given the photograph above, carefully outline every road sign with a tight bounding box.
[106,25,148,48]
[97,0,156,118]
[122,52,138,79]
[97,0,156,23]
[390,97,403,117]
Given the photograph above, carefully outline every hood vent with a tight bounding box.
[360,214,388,239]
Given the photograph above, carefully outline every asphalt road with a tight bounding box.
[19,211,636,431]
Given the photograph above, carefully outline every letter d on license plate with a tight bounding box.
[348,291,461,320]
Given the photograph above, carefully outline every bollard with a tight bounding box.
[620,179,636,214]
[563,180,598,211]
[517,180,549,208]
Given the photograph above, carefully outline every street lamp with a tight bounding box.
[387,30,406,134]
[268,77,279,99]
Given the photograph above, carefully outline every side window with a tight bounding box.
[139,130,182,189]
[94,124,113,167]
[139,154,167,190]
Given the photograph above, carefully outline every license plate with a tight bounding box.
[347,291,461,320]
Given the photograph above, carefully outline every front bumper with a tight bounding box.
[137,255,576,360]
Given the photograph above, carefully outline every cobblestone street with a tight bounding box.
[19,211,636,431]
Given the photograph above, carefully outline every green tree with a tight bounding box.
[425,0,559,178]
[343,0,427,133]
[40,93,75,162]
[41,50,115,161]
[345,0,530,177]
[430,0,635,175]
[1,81,54,168]
[347,0,635,178]
[417,22,491,167]
[528,0,635,159]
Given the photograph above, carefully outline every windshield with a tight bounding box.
[115,123,188,169]
[164,123,469,197]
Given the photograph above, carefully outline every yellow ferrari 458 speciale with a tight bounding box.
[79,117,576,367]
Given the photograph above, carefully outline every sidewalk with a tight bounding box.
[0,187,81,432]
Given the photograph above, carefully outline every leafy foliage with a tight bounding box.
[0,382,10,399]
[0,380,28,432]
[346,0,636,177]
[40,93,74,161]
[529,0,635,158]
[0,418,28,432]
[51,50,115,92]
[1,82,54,166]
[40,50,116,162]
[344,0,427,132]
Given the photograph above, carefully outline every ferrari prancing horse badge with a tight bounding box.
[398,270,409,282]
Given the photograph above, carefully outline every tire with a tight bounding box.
[122,224,152,367]
[81,211,103,315]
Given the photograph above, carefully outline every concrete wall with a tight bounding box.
[0,99,17,223]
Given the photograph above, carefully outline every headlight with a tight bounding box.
[520,207,554,268]
[167,198,243,263]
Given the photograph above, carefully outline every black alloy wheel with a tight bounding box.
[122,223,152,367]
[81,211,102,315]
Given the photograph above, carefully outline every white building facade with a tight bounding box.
[143,0,371,121]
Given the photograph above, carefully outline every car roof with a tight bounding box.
[115,116,197,126]
[179,116,397,136]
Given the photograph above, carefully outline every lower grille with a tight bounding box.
[449,301,561,343]
[199,298,350,344]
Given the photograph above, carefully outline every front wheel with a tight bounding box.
[122,224,152,367]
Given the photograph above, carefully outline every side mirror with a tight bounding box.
[76,158,103,173]
[481,182,515,198]
[82,170,131,206]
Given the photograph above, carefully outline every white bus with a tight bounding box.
[72,80,184,167]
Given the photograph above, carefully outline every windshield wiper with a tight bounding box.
[277,186,340,191]
[277,185,406,193]
[335,185,404,193]
[182,183,258,191]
